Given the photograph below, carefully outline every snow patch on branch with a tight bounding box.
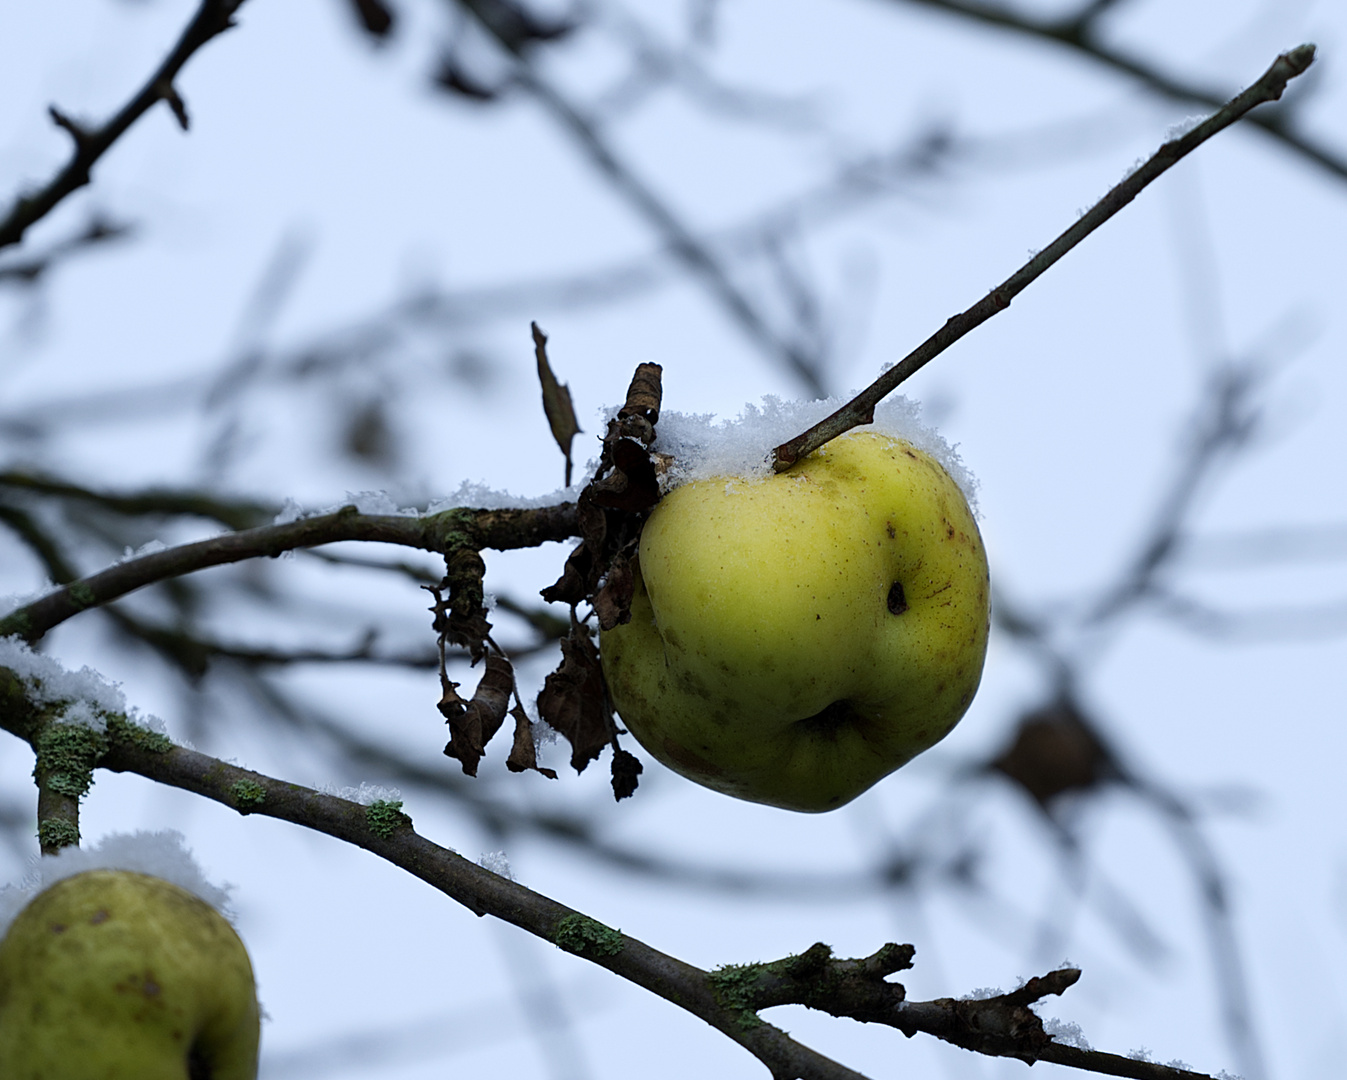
[317,780,403,805]
[0,636,165,735]
[427,478,589,514]
[1165,114,1207,141]
[116,538,168,563]
[268,397,977,517]
[274,480,592,523]
[274,490,425,524]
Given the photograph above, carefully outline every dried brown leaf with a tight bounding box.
[536,626,614,773]
[443,654,514,777]
[592,554,635,631]
[505,703,558,779]
[437,677,468,721]
[610,747,643,800]
[533,322,581,487]
[621,363,663,426]
[443,548,491,662]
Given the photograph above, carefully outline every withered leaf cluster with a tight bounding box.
[427,555,556,782]
[430,360,665,800]
[532,362,666,799]
[542,362,663,628]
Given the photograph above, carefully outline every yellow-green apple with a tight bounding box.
[601,429,990,811]
[0,869,260,1079]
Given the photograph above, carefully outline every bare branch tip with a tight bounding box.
[157,81,191,130]
[1285,42,1317,74]
[47,106,89,147]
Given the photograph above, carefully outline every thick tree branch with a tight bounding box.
[0,689,868,1080]
[772,44,1315,470]
[0,675,1240,1080]
[0,0,247,251]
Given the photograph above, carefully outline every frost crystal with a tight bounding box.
[318,781,403,805]
[1165,114,1206,141]
[117,539,168,564]
[273,497,305,525]
[0,830,235,936]
[1042,1017,1092,1050]
[478,851,516,880]
[0,580,61,618]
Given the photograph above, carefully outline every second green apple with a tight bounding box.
[600,430,990,812]
[0,869,260,1079]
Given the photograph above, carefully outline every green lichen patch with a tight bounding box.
[708,962,767,1025]
[105,715,174,754]
[68,582,97,610]
[0,610,32,638]
[554,914,625,958]
[34,722,108,799]
[37,817,80,850]
[424,507,480,553]
[230,780,267,812]
[365,799,412,838]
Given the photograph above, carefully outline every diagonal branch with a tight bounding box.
[772,44,1315,470]
[0,0,248,251]
[0,670,1244,1080]
[891,0,1347,182]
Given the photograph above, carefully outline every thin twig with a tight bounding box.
[771,44,1316,470]
[0,216,132,283]
[896,0,1346,182]
[458,0,831,396]
[0,0,247,251]
[1083,362,1263,625]
[0,503,580,643]
[0,470,273,530]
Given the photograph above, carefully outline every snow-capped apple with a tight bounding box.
[600,429,990,812]
[0,868,260,1079]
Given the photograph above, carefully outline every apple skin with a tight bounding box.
[0,869,260,1080]
[600,430,990,812]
